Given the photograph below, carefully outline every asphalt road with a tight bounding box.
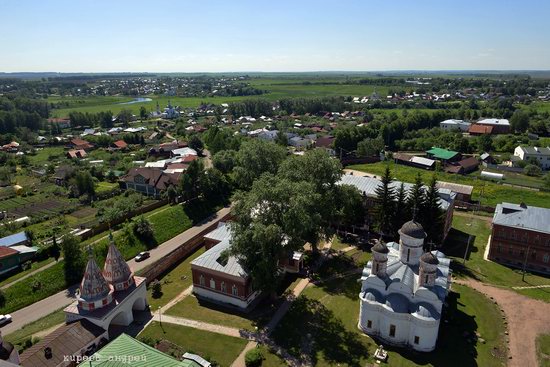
[0,206,231,335]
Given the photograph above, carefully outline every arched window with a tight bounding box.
[199,274,205,286]
[210,278,216,289]
[406,249,411,262]
[543,253,550,264]
[221,282,226,293]
[232,284,238,296]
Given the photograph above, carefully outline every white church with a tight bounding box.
[358,220,451,352]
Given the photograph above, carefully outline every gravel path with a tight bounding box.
[458,278,550,367]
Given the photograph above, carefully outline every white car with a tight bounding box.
[134,251,150,262]
[0,314,12,326]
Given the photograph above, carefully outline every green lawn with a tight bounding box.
[257,345,287,367]
[271,276,507,367]
[349,161,550,208]
[0,258,56,287]
[4,308,66,352]
[27,146,66,166]
[537,334,550,367]
[138,321,247,367]
[446,214,550,302]
[147,247,205,310]
[166,295,257,331]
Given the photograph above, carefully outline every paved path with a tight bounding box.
[151,314,244,338]
[512,284,550,290]
[457,278,550,367]
[0,206,231,335]
[230,240,333,367]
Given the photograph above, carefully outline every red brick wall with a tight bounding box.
[191,268,252,299]
[488,224,550,274]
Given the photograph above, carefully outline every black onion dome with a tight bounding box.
[420,252,439,265]
[399,220,427,239]
[372,240,389,254]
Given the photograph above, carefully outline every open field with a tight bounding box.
[349,161,550,208]
[146,246,205,310]
[537,334,550,367]
[47,79,395,117]
[446,214,550,302]
[4,308,65,351]
[139,321,247,367]
[271,276,506,367]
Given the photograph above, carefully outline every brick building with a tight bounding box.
[488,203,550,275]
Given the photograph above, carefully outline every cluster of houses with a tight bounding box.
[439,118,511,136]
[0,232,37,276]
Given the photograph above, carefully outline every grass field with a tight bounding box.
[138,321,247,367]
[4,308,65,351]
[272,276,506,367]
[146,247,205,310]
[446,213,550,302]
[166,295,257,331]
[47,79,395,117]
[537,334,550,367]
[349,161,550,208]
[27,146,66,165]
[0,258,55,287]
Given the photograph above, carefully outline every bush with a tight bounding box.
[245,348,263,367]
[524,164,542,177]
[0,289,5,308]
[151,279,162,298]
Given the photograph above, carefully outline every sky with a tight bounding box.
[1,0,550,72]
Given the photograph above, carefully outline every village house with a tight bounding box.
[110,139,128,151]
[426,147,461,163]
[475,118,510,134]
[47,117,71,129]
[513,146,550,170]
[439,119,471,132]
[445,156,479,174]
[468,124,494,136]
[1,141,20,153]
[120,167,181,198]
[487,203,550,275]
[394,153,436,170]
[149,140,188,158]
[69,138,94,151]
[66,149,87,159]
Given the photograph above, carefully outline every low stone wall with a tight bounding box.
[454,200,495,213]
[139,210,232,284]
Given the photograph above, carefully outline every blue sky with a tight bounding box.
[1,0,549,72]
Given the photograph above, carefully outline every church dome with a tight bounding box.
[372,240,389,254]
[103,234,135,291]
[78,250,114,310]
[399,220,426,239]
[420,252,440,265]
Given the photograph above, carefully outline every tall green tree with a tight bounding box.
[422,175,444,245]
[188,135,204,155]
[374,166,396,237]
[233,139,286,190]
[356,137,384,157]
[61,234,85,285]
[392,183,409,236]
[407,173,425,220]
[179,159,204,201]
[139,106,148,121]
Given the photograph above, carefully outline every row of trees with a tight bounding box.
[375,167,444,244]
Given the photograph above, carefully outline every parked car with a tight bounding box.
[0,314,12,326]
[134,251,150,262]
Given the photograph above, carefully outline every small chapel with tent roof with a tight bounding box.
[64,233,148,337]
[358,219,452,352]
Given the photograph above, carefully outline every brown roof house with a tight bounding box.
[69,138,94,151]
[66,149,87,159]
[120,167,181,198]
[110,140,128,151]
[445,156,479,175]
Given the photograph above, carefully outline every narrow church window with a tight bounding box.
[199,274,205,286]
[414,336,420,344]
[367,320,372,328]
[425,274,429,284]
[232,285,239,296]
[407,249,410,262]
[210,278,216,289]
[544,253,550,263]
[389,324,396,337]
[374,263,379,273]
[221,282,226,293]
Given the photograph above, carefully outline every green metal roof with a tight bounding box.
[79,333,200,367]
[426,147,459,160]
